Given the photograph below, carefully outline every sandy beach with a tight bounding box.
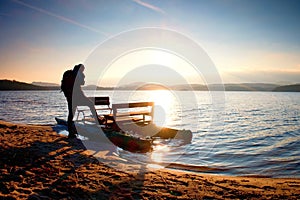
[0,120,299,200]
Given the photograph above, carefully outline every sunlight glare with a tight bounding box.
[146,164,165,170]
[150,90,176,126]
[95,49,203,87]
[151,144,170,163]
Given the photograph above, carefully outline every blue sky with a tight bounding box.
[1,0,300,85]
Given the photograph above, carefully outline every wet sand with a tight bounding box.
[0,120,299,199]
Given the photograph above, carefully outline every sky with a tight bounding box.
[1,0,300,86]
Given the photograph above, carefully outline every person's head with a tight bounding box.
[73,64,85,85]
[73,64,85,74]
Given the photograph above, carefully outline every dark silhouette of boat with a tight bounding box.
[55,98,192,153]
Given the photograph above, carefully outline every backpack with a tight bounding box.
[61,69,75,93]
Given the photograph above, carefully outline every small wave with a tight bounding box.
[163,162,228,173]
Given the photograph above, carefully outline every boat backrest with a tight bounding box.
[112,102,154,123]
[89,96,110,106]
[89,96,112,114]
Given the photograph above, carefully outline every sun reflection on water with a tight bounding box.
[128,88,181,127]
[149,90,179,127]
[151,143,171,163]
[128,89,183,169]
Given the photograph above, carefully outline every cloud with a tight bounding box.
[11,0,108,36]
[132,0,166,15]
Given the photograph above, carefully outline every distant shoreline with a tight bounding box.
[0,79,300,92]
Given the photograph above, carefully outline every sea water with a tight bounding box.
[0,90,299,177]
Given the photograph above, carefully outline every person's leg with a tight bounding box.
[85,97,100,123]
[75,91,100,124]
[67,98,77,138]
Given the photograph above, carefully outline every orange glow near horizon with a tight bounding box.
[95,49,204,87]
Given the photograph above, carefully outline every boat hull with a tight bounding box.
[55,118,152,153]
[55,118,192,153]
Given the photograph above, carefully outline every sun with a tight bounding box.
[95,49,201,87]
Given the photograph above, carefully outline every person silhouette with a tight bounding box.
[62,64,99,138]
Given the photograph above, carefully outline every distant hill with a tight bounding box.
[0,80,59,90]
[116,82,146,90]
[1,79,299,92]
[135,84,168,90]
[273,84,300,92]
[116,82,208,91]
[82,85,114,90]
[208,83,279,91]
[171,84,208,91]
[32,82,60,87]
[0,80,113,91]
[117,82,279,91]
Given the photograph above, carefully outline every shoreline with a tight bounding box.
[0,120,299,199]
[4,119,296,179]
